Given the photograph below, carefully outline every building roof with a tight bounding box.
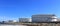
[32,14,55,16]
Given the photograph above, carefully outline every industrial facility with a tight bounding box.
[0,14,60,26]
[32,14,57,22]
[19,18,32,22]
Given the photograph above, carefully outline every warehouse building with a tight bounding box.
[32,14,57,22]
[19,18,31,22]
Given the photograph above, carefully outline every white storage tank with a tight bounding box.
[32,14,57,22]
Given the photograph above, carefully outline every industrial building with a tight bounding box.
[8,20,17,22]
[19,18,31,22]
[32,14,57,22]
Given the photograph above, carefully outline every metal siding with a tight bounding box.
[32,14,57,22]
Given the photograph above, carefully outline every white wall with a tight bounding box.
[32,15,57,22]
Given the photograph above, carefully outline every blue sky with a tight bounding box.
[0,0,60,21]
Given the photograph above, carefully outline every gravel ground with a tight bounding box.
[0,24,27,26]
